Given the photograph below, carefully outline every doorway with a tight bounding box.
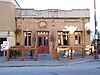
[37,31,49,54]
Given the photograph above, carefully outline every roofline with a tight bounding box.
[16,16,90,19]
[16,8,90,11]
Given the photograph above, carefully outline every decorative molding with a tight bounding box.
[38,21,47,29]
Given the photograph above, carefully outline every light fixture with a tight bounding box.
[8,31,10,36]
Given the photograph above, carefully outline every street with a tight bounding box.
[0,60,100,75]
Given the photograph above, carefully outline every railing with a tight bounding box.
[54,46,84,60]
[7,46,38,61]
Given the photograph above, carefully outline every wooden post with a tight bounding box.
[35,48,38,61]
[54,49,58,60]
[91,46,94,56]
[21,47,24,61]
[71,47,73,59]
[82,47,84,58]
[7,50,10,61]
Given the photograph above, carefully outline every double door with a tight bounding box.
[37,31,49,54]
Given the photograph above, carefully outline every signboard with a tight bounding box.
[1,41,10,51]
[7,37,15,46]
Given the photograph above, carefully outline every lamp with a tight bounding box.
[8,31,10,36]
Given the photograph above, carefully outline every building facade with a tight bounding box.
[0,0,90,55]
[0,0,17,55]
[16,9,90,54]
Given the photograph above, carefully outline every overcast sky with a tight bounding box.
[16,0,91,10]
[16,0,100,31]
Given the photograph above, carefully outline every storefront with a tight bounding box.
[15,9,90,54]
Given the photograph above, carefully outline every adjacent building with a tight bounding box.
[0,0,17,55]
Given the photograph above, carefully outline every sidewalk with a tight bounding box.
[0,54,99,67]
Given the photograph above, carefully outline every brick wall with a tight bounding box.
[16,18,90,53]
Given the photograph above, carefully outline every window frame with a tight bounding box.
[74,31,82,45]
[23,31,32,46]
[57,31,69,46]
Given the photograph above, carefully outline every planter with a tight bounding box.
[15,29,21,35]
[87,29,91,34]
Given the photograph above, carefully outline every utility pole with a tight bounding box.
[94,0,99,59]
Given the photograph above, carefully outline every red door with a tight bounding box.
[37,31,49,54]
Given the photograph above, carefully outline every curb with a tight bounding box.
[0,59,99,67]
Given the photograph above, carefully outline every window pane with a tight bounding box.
[58,35,61,45]
[38,37,42,46]
[79,36,81,44]
[75,32,81,45]
[24,35,27,46]
[28,36,31,46]
[44,37,48,46]
[24,32,32,46]
[58,31,69,45]
[63,35,68,45]
[28,33,31,35]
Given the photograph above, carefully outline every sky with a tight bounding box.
[16,0,100,32]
